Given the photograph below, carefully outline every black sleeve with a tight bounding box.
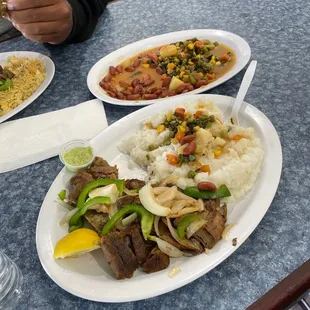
[64,0,109,44]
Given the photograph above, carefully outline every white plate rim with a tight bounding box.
[36,94,282,303]
[0,51,55,124]
[87,29,251,107]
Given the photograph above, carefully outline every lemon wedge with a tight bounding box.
[54,228,101,259]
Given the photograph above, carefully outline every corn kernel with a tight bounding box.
[198,104,205,108]
[210,59,216,65]
[167,63,176,70]
[184,112,192,118]
[197,72,204,79]
[172,138,179,144]
[196,54,201,59]
[157,125,165,133]
[181,121,187,127]
[178,125,186,133]
[214,150,222,158]
[187,43,194,50]
[142,63,150,68]
[194,126,200,132]
[188,60,194,65]
[180,71,185,78]
[166,113,172,121]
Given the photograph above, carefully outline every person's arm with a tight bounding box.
[65,0,109,43]
[6,0,108,44]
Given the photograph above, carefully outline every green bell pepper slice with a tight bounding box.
[183,184,231,199]
[69,196,111,231]
[102,204,154,240]
[77,179,124,209]
[58,189,66,201]
[177,214,202,239]
[0,79,12,91]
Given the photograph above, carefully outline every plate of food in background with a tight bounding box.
[36,94,282,302]
[0,51,55,123]
[87,29,251,106]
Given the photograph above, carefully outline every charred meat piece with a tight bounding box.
[88,157,118,179]
[142,247,170,274]
[68,170,94,203]
[192,200,226,249]
[101,232,139,279]
[84,210,109,234]
[120,226,147,265]
[117,195,141,208]
[0,66,15,81]
[125,179,145,190]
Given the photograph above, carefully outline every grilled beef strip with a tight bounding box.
[84,210,110,234]
[125,179,145,190]
[101,232,139,280]
[142,247,170,274]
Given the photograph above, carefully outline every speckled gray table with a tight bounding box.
[1,0,309,309]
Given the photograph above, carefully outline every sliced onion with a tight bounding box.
[156,186,178,204]
[186,219,207,239]
[198,199,205,212]
[123,188,139,196]
[122,213,137,226]
[153,187,169,195]
[108,203,118,217]
[150,236,183,258]
[154,216,161,237]
[55,199,73,210]
[159,175,179,186]
[166,217,202,252]
[59,207,79,227]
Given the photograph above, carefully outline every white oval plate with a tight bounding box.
[36,95,282,303]
[0,51,55,124]
[87,29,251,106]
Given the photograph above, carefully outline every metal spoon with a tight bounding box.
[226,60,257,126]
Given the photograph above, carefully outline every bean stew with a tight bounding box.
[99,38,236,101]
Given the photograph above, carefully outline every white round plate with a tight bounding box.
[87,29,251,106]
[36,95,282,303]
[0,51,55,124]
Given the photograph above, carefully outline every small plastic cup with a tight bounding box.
[59,140,95,172]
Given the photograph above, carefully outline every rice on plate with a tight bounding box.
[120,100,264,202]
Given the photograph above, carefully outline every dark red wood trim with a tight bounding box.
[247,259,310,310]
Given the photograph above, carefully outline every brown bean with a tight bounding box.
[131,78,140,87]
[116,65,123,73]
[132,59,140,68]
[103,76,112,82]
[148,53,158,63]
[143,79,155,87]
[133,85,140,94]
[181,90,189,94]
[117,92,125,99]
[150,87,158,94]
[183,141,196,155]
[180,135,195,145]
[141,74,151,84]
[122,90,132,96]
[162,77,172,88]
[140,88,145,96]
[155,89,162,95]
[197,181,217,192]
[187,84,194,91]
[144,94,159,100]
[119,80,130,88]
[109,66,117,76]
[106,90,116,98]
[156,67,163,75]
[99,80,108,89]
[125,66,135,72]
[175,84,187,94]
[126,94,141,100]
[160,89,169,98]
[195,80,208,89]
[168,90,176,96]
[150,63,157,68]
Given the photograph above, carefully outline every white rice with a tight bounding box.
[119,100,264,202]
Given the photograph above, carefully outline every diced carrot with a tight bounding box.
[232,134,244,141]
[167,63,176,70]
[195,41,203,48]
[194,110,204,119]
[166,154,179,165]
[220,54,229,61]
[161,73,168,80]
[175,108,185,117]
[200,165,211,173]
[206,73,214,80]
[175,132,185,141]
